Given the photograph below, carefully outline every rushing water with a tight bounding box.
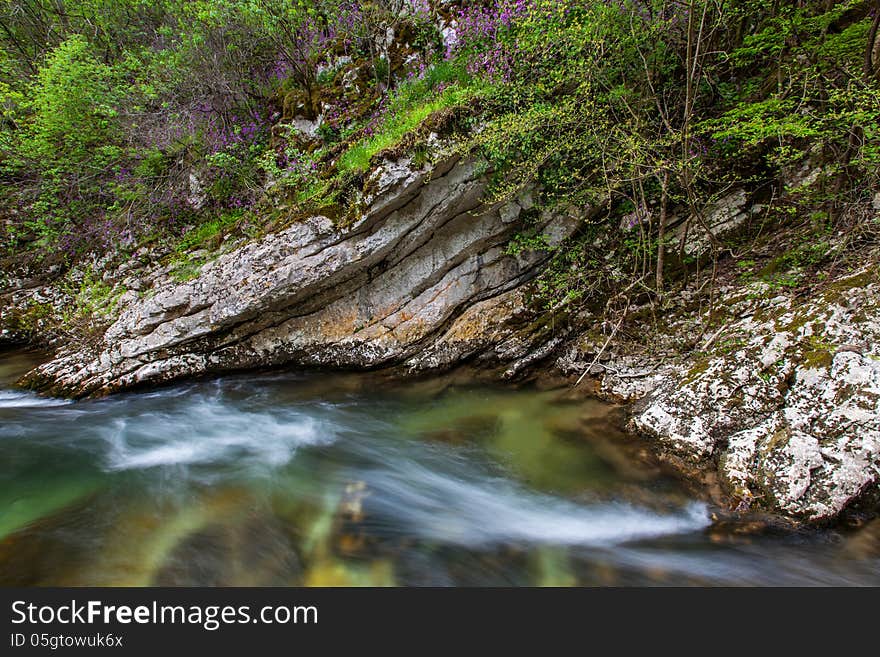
[1,349,878,586]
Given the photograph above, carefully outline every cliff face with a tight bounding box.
[19,154,581,397]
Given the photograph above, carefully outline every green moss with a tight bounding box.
[175,210,243,255]
[801,349,833,370]
[776,310,811,334]
[683,357,711,384]
[163,209,246,283]
[822,270,876,301]
[337,83,481,175]
[798,334,835,370]
[5,301,53,333]
[715,336,746,355]
[66,273,125,321]
[169,257,207,282]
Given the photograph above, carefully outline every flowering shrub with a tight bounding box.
[0,0,877,284]
[449,0,535,81]
[0,0,435,257]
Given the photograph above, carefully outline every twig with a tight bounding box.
[574,296,631,387]
[700,324,727,351]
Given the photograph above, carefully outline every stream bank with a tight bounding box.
[2,154,879,528]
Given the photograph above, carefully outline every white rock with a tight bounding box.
[630,270,880,520]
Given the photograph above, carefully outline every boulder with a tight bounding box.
[629,271,880,520]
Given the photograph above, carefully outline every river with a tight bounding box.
[1,349,877,586]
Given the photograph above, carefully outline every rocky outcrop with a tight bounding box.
[21,154,582,397]
[627,270,880,521]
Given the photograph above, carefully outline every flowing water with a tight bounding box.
[1,349,878,586]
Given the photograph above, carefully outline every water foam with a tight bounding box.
[365,458,710,547]
[0,390,71,408]
[102,394,332,472]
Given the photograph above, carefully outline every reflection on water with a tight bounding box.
[0,349,878,586]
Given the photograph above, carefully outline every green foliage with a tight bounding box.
[175,209,243,254]
[448,0,880,307]
[23,35,119,164]
[504,228,551,257]
[0,0,442,258]
[166,207,245,281]
[0,0,878,320]
[706,98,820,147]
[338,61,480,174]
[169,257,207,283]
[65,268,125,323]
[701,1,880,176]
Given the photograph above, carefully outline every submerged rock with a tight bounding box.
[152,518,302,586]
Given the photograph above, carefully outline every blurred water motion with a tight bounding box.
[1,350,877,586]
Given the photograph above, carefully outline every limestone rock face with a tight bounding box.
[629,271,880,520]
[22,155,581,397]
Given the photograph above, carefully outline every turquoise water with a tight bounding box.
[1,349,878,586]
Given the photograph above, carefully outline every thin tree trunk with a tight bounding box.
[656,170,669,299]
